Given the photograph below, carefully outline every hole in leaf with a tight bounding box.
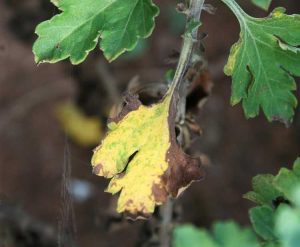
[272,196,291,209]
[245,65,255,96]
[119,151,139,175]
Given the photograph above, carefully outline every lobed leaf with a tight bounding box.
[274,158,300,201]
[33,0,159,64]
[224,3,300,124]
[246,158,300,207]
[249,205,277,241]
[173,225,215,247]
[245,158,300,244]
[243,174,282,207]
[173,221,259,247]
[275,187,300,247]
[91,92,203,217]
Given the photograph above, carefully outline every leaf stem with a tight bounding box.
[159,198,174,247]
[220,0,250,27]
[167,0,205,96]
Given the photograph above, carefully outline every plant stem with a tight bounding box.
[159,1,205,246]
[220,0,249,27]
[159,198,174,247]
[168,0,205,96]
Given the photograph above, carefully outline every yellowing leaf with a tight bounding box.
[55,102,102,146]
[91,93,203,217]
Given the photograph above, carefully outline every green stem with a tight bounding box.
[220,0,250,28]
[167,0,205,96]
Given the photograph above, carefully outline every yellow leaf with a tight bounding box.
[91,92,203,218]
[55,102,102,147]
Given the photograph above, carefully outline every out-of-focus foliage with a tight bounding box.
[173,221,259,247]
[173,158,300,247]
[246,158,300,246]
[55,102,102,146]
[275,187,300,247]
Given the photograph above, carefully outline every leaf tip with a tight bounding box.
[271,7,286,18]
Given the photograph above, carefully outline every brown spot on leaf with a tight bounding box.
[109,93,142,124]
[163,93,205,197]
[115,172,126,179]
[271,115,291,127]
[152,183,168,203]
[123,200,150,220]
[92,164,103,175]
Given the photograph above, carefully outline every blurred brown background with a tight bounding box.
[0,0,300,246]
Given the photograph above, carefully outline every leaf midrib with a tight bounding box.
[240,20,275,99]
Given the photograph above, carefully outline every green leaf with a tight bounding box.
[33,0,159,64]
[173,222,259,247]
[249,206,277,241]
[262,243,281,247]
[275,204,300,247]
[222,0,300,124]
[274,158,300,201]
[244,174,282,207]
[251,0,272,11]
[213,221,259,247]
[293,185,300,207]
[274,186,300,247]
[245,158,300,207]
[245,158,300,246]
[173,225,215,247]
